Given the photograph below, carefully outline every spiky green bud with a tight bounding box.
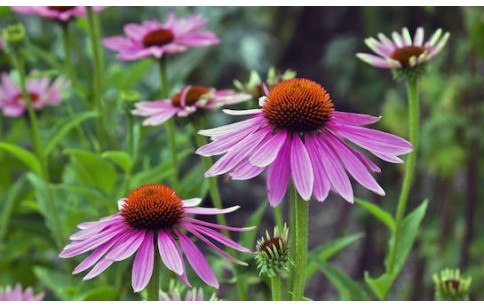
[2,23,27,52]
[433,268,472,301]
[255,224,292,278]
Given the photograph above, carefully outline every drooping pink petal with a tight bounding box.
[184,223,250,252]
[315,136,354,203]
[175,228,219,288]
[331,111,381,126]
[290,135,314,201]
[83,258,114,280]
[182,217,255,232]
[249,130,288,167]
[356,53,392,68]
[184,205,240,216]
[324,132,385,196]
[132,231,154,292]
[267,137,291,207]
[105,230,146,261]
[229,160,265,180]
[196,123,260,156]
[73,240,116,274]
[182,198,202,207]
[182,223,247,266]
[305,136,331,202]
[158,230,184,275]
[198,115,264,139]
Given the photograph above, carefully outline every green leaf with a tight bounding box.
[0,176,27,239]
[365,200,428,300]
[63,149,117,194]
[77,286,118,301]
[102,151,133,173]
[316,260,370,300]
[34,267,76,300]
[44,111,98,156]
[306,233,364,280]
[0,142,41,174]
[355,197,396,232]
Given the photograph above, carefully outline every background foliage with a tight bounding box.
[0,6,483,300]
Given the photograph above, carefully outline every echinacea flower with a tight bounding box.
[160,286,217,301]
[197,78,413,207]
[60,184,252,292]
[0,73,69,117]
[103,12,219,61]
[11,6,105,22]
[0,284,44,301]
[132,85,251,126]
[356,27,449,70]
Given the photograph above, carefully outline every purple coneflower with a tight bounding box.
[132,85,251,126]
[103,12,219,61]
[60,184,251,292]
[197,78,413,207]
[11,6,105,22]
[0,73,69,117]
[356,27,449,69]
[0,284,44,301]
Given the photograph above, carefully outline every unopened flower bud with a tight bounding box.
[433,268,472,301]
[255,224,292,278]
[2,23,27,52]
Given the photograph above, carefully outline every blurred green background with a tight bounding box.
[0,6,483,300]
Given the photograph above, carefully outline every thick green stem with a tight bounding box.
[290,187,308,301]
[388,79,419,274]
[11,53,63,249]
[271,276,282,301]
[147,239,160,301]
[159,58,179,190]
[86,7,107,150]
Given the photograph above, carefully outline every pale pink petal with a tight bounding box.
[132,231,154,292]
[83,258,114,280]
[175,228,218,288]
[105,230,146,261]
[229,160,264,180]
[249,130,288,167]
[158,230,184,275]
[182,198,202,207]
[198,115,264,139]
[184,223,250,252]
[413,27,424,46]
[356,53,393,68]
[305,136,331,202]
[290,136,314,201]
[184,205,240,216]
[331,111,381,126]
[267,138,291,207]
[73,240,116,274]
[182,217,255,232]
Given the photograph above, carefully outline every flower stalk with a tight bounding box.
[271,276,282,301]
[388,78,419,273]
[159,57,179,190]
[290,186,308,301]
[86,7,107,150]
[147,241,160,301]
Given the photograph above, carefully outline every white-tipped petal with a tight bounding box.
[402,27,412,46]
[414,27,424,46]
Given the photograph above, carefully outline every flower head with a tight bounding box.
[103,12,219,61]
[197,78,413,207]
[60,184,252,292]
[132,85,251,126]
[0,284,44,301]
[357,27,449,80]
[0,73,69,117]
[255,224,291,278]
[11,6,105,22]
[433,268,472,301]
[2,23,26,52]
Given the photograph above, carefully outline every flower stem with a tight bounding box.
[11,52,63,249]
[147,239,160,301]
[290,186,308,301]
[271,276,282,301]
[159,57,179,190]
[86,7,107,151]
[193,117,248,300]
[388,79,419,274]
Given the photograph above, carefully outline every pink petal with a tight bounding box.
[184,205,240,216]
[83,258,114,280]
[267,137,291,207]
[175,228,219,288]
[105,230,146,261]
[331,111,381,126]
[158,230,184,275]
[249,130,288,167]
[229,160,264,180]
[290,136,314,201]
[184,223,250,252]
[316,136,354,203]
[196,123,260,156]
[198,115,264,140]
[182,198,202,207]
[305,136,331,202]
[73,240,116,274]
[182,217,255,232]
[132,231,154,292]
